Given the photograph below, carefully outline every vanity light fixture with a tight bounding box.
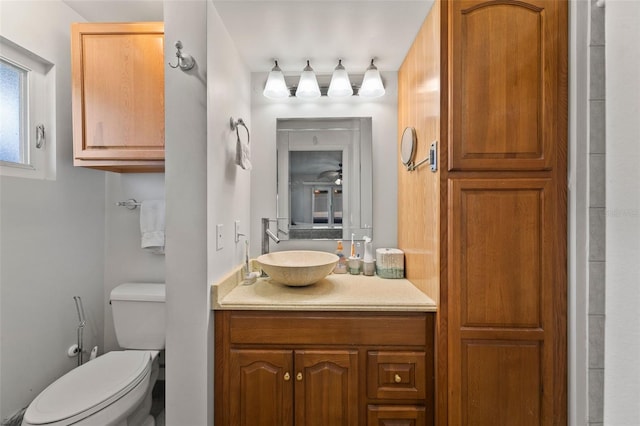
[295,60,321,99]
[359,59,386,98]
[263,60,290,99]
[327,59,353,98]
[262,58,385,99]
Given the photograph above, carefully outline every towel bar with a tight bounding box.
[116,199,141,210]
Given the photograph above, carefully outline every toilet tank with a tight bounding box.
[110,283,165,350]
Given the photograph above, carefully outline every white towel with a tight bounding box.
[235,123,252,170]
[140,200,165,255]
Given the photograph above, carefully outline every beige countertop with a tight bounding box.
[211,265,437,312]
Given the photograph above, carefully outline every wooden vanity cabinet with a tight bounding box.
[71,22,165,172]
[215,310,435,426]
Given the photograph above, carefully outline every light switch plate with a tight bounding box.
[216,224,224,250]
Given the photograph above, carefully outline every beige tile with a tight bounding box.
[589,208,606,261]
[588,369,604,422]
[590,0,605,46]
[590,46,605,101]
[590,100,606,154]
[589,315,605,369]
[589,154,606,208]
[589,262,605,315]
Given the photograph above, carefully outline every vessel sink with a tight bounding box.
[256,250,339,286]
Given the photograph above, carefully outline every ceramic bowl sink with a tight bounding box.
[257,250,339,286]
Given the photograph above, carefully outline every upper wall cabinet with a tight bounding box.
[71,22,165,173]
[449,0,563,171]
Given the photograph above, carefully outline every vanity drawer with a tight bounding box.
[367,405,427,426]
[367,351,426,400]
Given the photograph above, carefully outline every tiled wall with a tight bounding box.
[588,0,606,424]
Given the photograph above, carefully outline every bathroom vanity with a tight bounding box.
[212,269,437,426]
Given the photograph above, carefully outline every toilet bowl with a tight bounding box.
[22,283,165,426]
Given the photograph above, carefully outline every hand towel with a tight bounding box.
[140,200,165,255]
[235,122,252,170]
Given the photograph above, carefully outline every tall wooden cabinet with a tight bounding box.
[398,1,567,425]
[71,22,165,172]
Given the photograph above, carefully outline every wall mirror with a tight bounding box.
[400,126,417,168]
[277,117,373,240]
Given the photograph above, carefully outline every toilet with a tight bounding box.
[22,283,165,426]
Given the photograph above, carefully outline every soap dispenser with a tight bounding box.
[334,241,347,274]
[363,236,375,276]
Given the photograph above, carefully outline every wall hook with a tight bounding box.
[169,40,195,71]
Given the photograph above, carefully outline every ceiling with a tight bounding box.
[62,0,433,73]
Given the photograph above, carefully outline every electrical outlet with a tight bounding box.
[235,220,241,243]
[216,224,224,250]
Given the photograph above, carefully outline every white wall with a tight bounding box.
[164,1,251,424]
[103,173,165,352]
[249,73,398,257]
[604,1,640,424]
[0,1,106,420]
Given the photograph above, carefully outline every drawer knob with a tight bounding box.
[394,373,402,383]
[296,372,303,381]
[284,372,290,381]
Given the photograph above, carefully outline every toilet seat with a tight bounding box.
[23,351,153,425]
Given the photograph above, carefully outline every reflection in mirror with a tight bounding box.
[277,118,373,241]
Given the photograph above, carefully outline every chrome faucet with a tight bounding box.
[262,218,281,254]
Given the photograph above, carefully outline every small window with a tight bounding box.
[0,36,55,180]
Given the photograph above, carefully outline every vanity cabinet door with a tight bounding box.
[229,349,294,426]
[294,350,358,426]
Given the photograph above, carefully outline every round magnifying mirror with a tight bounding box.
[400,127,416,169]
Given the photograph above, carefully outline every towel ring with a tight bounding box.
[230,117,250,145]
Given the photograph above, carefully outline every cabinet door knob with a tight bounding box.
[394,373,402,383]
[284,372,290,381]
[296,372,303,381]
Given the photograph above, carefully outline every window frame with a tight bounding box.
[0,36,55,180]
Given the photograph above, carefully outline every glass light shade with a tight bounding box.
[359,60,385,98]
[295,61,321,99]
[327,60,353,98]
[263,61,289,99]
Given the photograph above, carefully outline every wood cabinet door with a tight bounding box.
[449,0,566,171]
[71,22,165,167]
[294,350,358,426]
[229,349,294,426]
[448,177,562,425]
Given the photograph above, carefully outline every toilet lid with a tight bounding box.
[23,351,151,425]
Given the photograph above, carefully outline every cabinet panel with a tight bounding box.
[295,350,358,426]
[367,351,426,400]
[229,349,293,426]
[229,311,428,346]
[462,341,542,425]
[367,405,427,426]
[449,178,552,328]
[450,0,563,170]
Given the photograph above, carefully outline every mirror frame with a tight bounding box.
[400,126,417,168]
[276,117,373,241]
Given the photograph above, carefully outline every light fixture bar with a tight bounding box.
[263,58,385,99]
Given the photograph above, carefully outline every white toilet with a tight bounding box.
[22,283,165,426]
